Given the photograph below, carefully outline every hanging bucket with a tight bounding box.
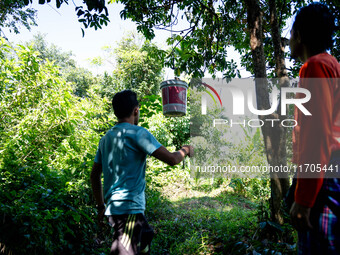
[160,79,188,117]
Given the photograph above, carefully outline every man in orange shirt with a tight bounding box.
[289,3,340,254]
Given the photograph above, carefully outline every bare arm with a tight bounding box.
[151,145,193,166]
[90,162,105,208]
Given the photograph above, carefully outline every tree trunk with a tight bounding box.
[268,0,290,223]
[245,0,289,224]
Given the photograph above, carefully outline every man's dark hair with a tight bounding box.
[293,3,336,54]
[112,90,139,119]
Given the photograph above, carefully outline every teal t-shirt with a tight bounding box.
[94,122,162,215]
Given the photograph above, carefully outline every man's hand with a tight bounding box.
[290,201,313,231]
[91,163,106,227]
[97,208,106,227]
[182,145,194,157]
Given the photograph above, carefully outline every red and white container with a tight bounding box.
[160,79,188,117]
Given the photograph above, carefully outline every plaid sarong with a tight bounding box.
[298,156,340,255]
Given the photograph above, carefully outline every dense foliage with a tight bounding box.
[90,32,166,100]
[0,37,112,254]
[0,0,36,35]
[1,0,110,36]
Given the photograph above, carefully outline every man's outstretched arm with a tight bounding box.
[151,145,193,166]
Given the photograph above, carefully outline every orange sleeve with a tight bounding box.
[295,61,333,208]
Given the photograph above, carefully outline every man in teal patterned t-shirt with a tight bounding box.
[91,90,192,255]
